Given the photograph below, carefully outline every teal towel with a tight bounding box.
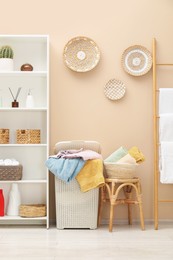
[45,158,85,183]
[104,146,128,162]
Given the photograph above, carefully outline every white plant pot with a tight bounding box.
[0,58,14,71]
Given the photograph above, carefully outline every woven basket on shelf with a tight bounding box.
[0,129,9,144]
[104,162,137,179]
[16,129,40,144]
[19,204,46,218]
[0,165,23,180]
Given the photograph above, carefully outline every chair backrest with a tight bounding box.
[54,140,101,154]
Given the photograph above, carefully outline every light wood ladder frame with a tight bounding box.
[153,38,173,230]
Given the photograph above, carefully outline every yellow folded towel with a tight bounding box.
[76,159,105,192]
[128,146,145,163]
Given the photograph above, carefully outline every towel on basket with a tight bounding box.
[104,146,128,162]
[55,149,102,160]
[45,157,85,183]
[128,146,145,163]
[159,88,173,114]
[160,142,173,183]
[116,153,136,164]
[159,114,173,142]
[76,159,105,192]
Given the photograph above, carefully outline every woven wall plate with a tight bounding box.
[63,36,100,72]
[122,45,152,76]
[104,79,126,100]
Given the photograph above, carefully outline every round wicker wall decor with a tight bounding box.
[122,45,152,76]
[104,79,126,101]
[63,36,100,72]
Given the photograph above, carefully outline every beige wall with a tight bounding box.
[1,0,173,222]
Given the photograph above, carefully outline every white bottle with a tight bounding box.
[26,89,34,108]
[7,183,21,216]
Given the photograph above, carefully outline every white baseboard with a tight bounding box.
[1,218,173,227]
[100,218,173,225]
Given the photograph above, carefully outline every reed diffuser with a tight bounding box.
[9,87,22,107]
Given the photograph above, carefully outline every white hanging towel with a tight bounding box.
[159,114,173,142]
[160,142,173,183]
[159,88,173,114]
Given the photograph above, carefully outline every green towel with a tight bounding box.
[104,146,128,162]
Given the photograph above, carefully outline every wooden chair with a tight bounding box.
[98,177,145,232]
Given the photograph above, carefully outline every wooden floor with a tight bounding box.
[0,223,173,259]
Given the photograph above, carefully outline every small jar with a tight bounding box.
[20,63,33,71]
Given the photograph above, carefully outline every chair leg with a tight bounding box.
[138,197,145,230]
[123,185,133,225]
[98,187,103,226]
[109,204,114,232]
[136,182,145,230]
[127,204,132,225]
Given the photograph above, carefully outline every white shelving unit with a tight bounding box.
[0,35,49,228]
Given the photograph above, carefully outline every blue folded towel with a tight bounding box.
[45,157,85,183]
[104,146,128,162]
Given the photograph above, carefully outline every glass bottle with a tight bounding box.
[26,89,34,108]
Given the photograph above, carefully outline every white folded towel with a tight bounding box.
[159,114,173,142]
[4,159,12,165]
[160,142,173,183]
[11,159,19,166]
[159,88,173,114]
[116,153,136,164]
[2,159,19,166]
[0,159,4,165]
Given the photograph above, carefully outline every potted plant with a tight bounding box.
[0,45,14,71]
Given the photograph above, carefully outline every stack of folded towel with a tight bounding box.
[104,146,145,164]
[0,159,20,166]
[159,88,173,183]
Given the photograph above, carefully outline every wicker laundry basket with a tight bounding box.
[54,140,100,229]
[104,162,137,179]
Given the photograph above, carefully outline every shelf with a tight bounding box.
[0,34,48,43]
[0,144,47,147]
[0,34,49,228]
[0,71,47,77]
[0,180,47,184]
[0,215,47,221]
[0,108,47,111]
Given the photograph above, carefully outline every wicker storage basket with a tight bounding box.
[104,162,137,179]
[54,140,100,229]
[19,204,46,218]
[0,165,23,180]
[16,129,40,144]
[0,129,9,144]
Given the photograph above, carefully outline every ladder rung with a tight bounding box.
[156,63,173,66]
[159,200,173,203]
